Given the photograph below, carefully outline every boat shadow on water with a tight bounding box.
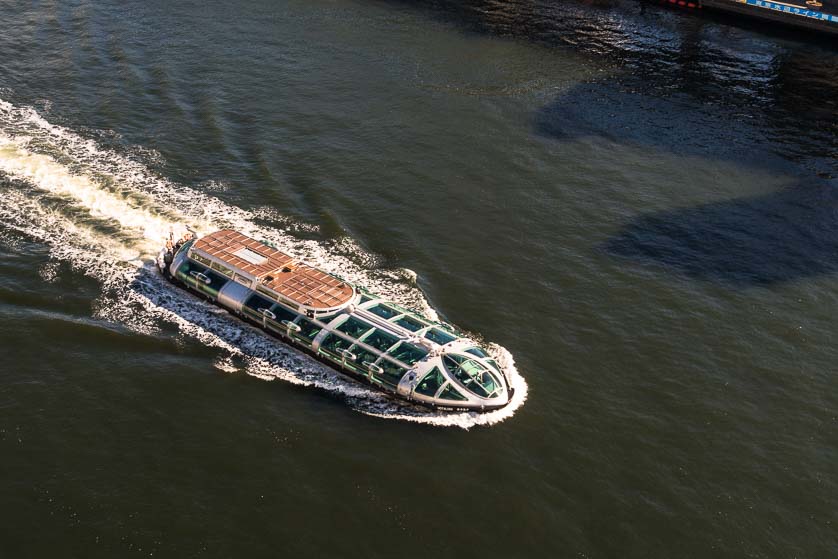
[535,81,838,287]
[533,79,834,176]
[601,181,838,286]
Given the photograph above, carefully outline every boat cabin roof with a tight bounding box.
[192,230,354,310]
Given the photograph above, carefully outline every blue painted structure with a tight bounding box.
[700,0,838,33]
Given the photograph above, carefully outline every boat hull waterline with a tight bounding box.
[158,230,513,411]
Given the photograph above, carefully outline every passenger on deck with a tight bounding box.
[178,231,195,247]
[163,239,174,277]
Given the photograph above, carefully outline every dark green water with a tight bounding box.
[1,0,836,557]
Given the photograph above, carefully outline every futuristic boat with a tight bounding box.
[159,230,512,410]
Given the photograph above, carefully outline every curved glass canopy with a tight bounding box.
[443,354,504,399]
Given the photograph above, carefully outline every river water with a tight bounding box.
[1,0,836,557]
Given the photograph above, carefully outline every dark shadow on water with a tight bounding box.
[536,81,747,161]
[525,12,838,285]
[603,180,838,285]
[533,79,835,176]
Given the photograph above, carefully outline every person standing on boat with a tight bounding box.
[174,231,195,250]
[163,239,175,277]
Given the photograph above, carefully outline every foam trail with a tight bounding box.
[0,98,528,428]
[0,134,186,252]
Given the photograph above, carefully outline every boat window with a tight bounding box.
[358,292,375,305]
[176,259,226,296]
[393,315,426,332]
[360,329,399,353]
[210,260,234,278]
[271,303,298,324]
[335,316,373,339]
[278,296,297,308]
[314,312,340,324]
[243,293,275,313]
[387,342,428,366]
[438,383,467,401]
[414,367,445,397]
[319,333,353,359]
[465,347,490,359]
[485,358,502,374]
[373,360,407,388]
[347,345,379,369]
[233,273,251,286]
[366,304,400,320]
[443,355,502,398]
[424,328,456,345]
[290,318,321,345]
[256,285,278,301]
[199,269,229,296]
[176,259,206,278]
[191,252,212,266]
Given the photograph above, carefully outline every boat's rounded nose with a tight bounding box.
[439,348,512,409]
[497,372,514,406]
[493,384,512,408]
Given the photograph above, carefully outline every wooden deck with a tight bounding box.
[193,230,354,310]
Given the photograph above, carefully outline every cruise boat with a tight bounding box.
[158,230,512,410]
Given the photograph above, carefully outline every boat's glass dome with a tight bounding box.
[443,353,504,399]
